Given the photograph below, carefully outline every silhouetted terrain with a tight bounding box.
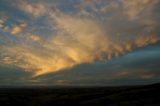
[0,83,160,106]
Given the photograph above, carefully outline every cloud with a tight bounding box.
[10,22,27,35]
[55,80,70,85]
[11,26,23,35]
[0,19,4,28]
[135,34,159,47]
[0,13,7,29]
[140,72,155,79]
[19,1,46,17]
[29,34,41,42]
[0,0,160,77]
[0,21,27,35]
[121,0,159,20]
[2,56,17,64]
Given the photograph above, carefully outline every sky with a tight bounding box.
[0,0,160,86]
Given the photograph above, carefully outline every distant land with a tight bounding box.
[0,83,159,106]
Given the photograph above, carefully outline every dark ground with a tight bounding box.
[0,83,160,106]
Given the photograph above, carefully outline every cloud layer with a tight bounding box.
[0,0,160,77]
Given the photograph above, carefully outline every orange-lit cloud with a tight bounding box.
[11,22,27,35]
[19,1,46,17]
[30,35,41,42]
[55,80,70,85]
[11,26,23,35]
[136,34,159,47]
[0,0,159,77]
[2,14,159,77]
